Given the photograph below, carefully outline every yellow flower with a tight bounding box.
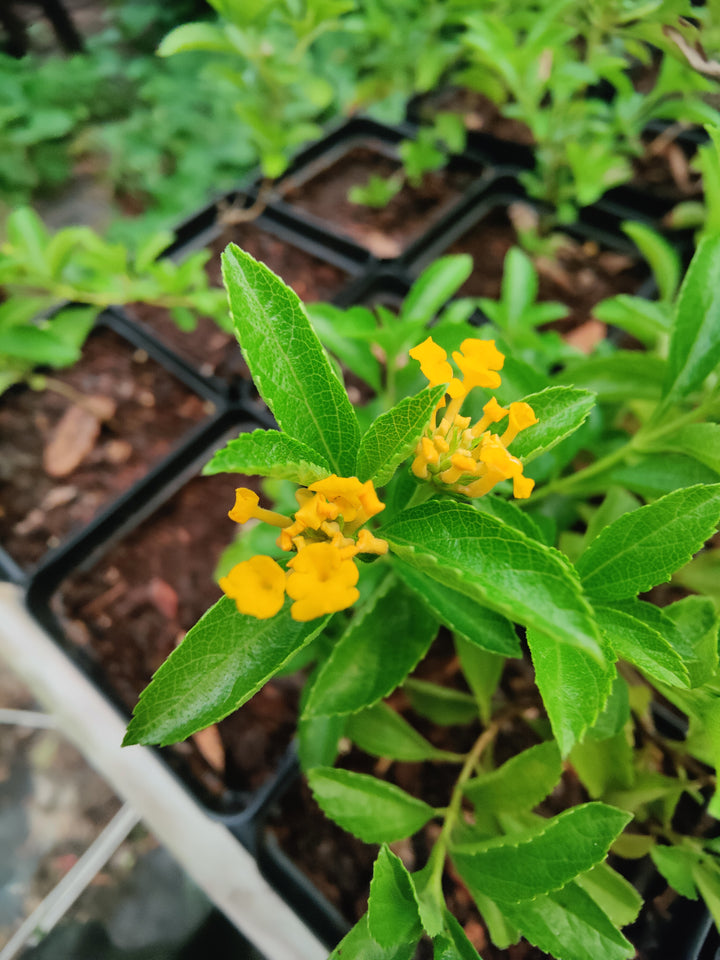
[286,542,360,621]
[501,402,539,446]
[308,475,385,526]
[219,555,286,618]
[229,488,291,528]
[354,528,389,555]
[409,336,536,500]
[409,337,453,386]
[450,338,504,396]
[220,475,387,621]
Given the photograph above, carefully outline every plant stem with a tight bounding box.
[27,375,104,415]
[530,388,720,503]
[405,483,436,510]
[428,723,500,891]
[217,178,275,225]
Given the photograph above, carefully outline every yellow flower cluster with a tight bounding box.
[409,336,537,499]
[219,475,387,622]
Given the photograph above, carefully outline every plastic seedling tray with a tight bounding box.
[0,307,226,585]
[265,116,496,266]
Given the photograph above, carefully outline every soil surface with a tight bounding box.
[281,143,479,259]
[419,89,534,147]
[440,205,646,334]
[128,222,350,379]
[51,467,300,806]
[0,327,211,569]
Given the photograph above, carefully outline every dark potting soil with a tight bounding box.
[631,129,702,204]
[441,205,647,334]
[0,327,211,569]
[51,467,301,803]
[280,144,478,259]
[127,222,350,379]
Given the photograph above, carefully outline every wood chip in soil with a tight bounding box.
[0,327,210,569]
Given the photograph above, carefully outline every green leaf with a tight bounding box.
[47,306,97,353]
[401,255,473,326]
[665,596,719,687]
[592,296,670,346]
[0,325,80,366]
[594,603,690,689]
[499,247,539,330]
[383,501,605,662]
[576,483,720,600]
[393,559,521,657]
[123,597,326,746]
[307,767,435,844]
[493,882,634,960]
[356,385,446,488]
[651,845,701,900]
[674,548,720,607]
[6,207,50,269]
[692,860,720,931]
[472,494,544,541]
[583,488,641,546]
[202,429,331,485]
[157,21,236,56]
[409,861,445,938]
[222,245,360,474]
[328,915,416,960]
[463,741,562,813]
[585,673,630,741]
[608,597,707,692]
[507,386,596,464]
[368,846,422,948]
[346,702,463,762]
[560,353,666,403]
[433,912,483,960]
[451,803,631,903]
[569,730,634,799]
[298,712,345,770]
[455,638,504,723]
[303,579,438,717]
[604,770,686,814]
[527,626,616,755]
[608,454,720,499]
[655,422,720,474]
[574,863,642,929]
[623,222,681,304]
[403,679,478,725]
[307,303,381,392]
[664,233,720,401]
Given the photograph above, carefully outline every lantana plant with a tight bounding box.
[125,241,720,960]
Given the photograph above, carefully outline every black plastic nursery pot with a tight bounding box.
[263,116,497,266]
[394,168,673,356]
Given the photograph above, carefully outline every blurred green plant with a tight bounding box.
[0,208,228,396]
[455,0,720,228]
[157,0,355,180]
